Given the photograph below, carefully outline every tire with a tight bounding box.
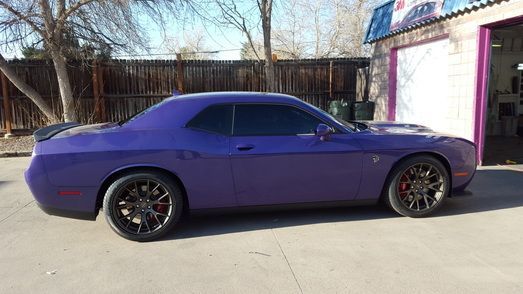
[103,171,184,241]
[384,155,449,217]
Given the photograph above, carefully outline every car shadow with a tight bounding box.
[162,168,523,241]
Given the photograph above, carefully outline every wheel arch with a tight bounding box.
[96,165,189,212]
[380,151,452,200]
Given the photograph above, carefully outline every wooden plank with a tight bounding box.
[176,54,184,93]
[92,60,102,122]
[98,61,106,121]
[329,61,334,99]
[1,71,13,134]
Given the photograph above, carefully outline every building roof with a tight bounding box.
[364,0,498,43]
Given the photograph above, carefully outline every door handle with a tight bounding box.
[236,144,255,151]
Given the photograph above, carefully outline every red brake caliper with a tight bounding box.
[153,202,168,215]
[147,201,167,223]
[399,174,410,199]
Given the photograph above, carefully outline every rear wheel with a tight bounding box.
[103,171,183,241]
[384,156,449,217]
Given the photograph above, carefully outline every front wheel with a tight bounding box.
[384,156,450,217]
[103,171,183,241]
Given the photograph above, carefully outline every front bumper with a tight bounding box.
[451,143,477,192]
[24,154,98,221]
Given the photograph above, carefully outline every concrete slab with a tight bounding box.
[1,157,523,293]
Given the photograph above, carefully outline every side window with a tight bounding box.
[187,104,233,135]
[233,104,324,136]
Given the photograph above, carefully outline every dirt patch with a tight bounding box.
[0,136,34,153]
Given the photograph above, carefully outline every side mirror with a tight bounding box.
[315,123,333,141]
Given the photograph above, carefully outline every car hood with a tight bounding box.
[357,121,434,134]
[351,121,476,149]
[353,121,466,138]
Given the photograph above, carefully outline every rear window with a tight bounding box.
[118,99,169,126]
[187,105,233,135]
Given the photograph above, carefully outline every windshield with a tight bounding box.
[118,99,169,126]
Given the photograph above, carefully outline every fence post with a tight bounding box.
[1,71,13,136]
[176,54,184,93]
[329,61,334,99]
[92,60,106,122]
[364,66,370,101]
[92,60,101,122]
[99,62,106,121]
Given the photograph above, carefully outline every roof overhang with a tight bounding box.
[364,0,501,44]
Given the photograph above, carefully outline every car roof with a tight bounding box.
[123,91,336,130]
[165,92,303,105]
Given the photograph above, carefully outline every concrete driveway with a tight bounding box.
[1,157,523,294]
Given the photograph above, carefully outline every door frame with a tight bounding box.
[474,15,523,165]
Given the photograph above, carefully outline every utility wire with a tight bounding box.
[112,48,242,58]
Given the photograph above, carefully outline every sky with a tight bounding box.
[3,4,251,60]
[122,2,263,60]
[2,1,383,60]
[144,20,246,60]
[117,1,307,60]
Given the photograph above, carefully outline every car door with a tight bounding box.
[180,104,237,209]
[229,103,363,206]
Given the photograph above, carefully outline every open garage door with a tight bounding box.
[396,38,449,133]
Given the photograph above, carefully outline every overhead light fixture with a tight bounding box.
[511,63,523,70]
[491,38,503,48]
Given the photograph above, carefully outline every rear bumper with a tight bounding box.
[24,154,98,220]
[36,202,97,220]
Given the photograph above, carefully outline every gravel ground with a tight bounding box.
[0,135,34,153]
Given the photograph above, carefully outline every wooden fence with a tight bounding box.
[0,57,369,131]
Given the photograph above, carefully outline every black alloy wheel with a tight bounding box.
[385,155,449,217]
[103,171,183,241]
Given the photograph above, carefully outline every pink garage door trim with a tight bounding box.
[473,26,491,166]
[474,14,523,165]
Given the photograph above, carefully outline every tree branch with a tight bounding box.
[0,52,59,123]
[0,1,44,36]
[38,0,55,38]
[55,0,96,33]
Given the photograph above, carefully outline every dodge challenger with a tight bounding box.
[25,92,476,241]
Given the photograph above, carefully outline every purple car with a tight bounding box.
[25,92,476,241]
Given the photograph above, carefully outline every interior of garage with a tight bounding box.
[483,23,523,165]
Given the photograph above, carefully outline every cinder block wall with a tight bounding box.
[369,0,523,141]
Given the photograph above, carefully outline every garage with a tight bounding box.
[482,22,523,164]
[365,0,523,165]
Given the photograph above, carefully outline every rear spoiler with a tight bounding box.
[33,122,82,142]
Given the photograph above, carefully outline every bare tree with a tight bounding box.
[333,0,375,57]
[259,0,376,59]
[0,0,186,123]
[258,0,274,91]
[163,30,217,60]
[271,0,306,59]
[240,40,264,60]
[0,54,59,122]
[189,0,276,91]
